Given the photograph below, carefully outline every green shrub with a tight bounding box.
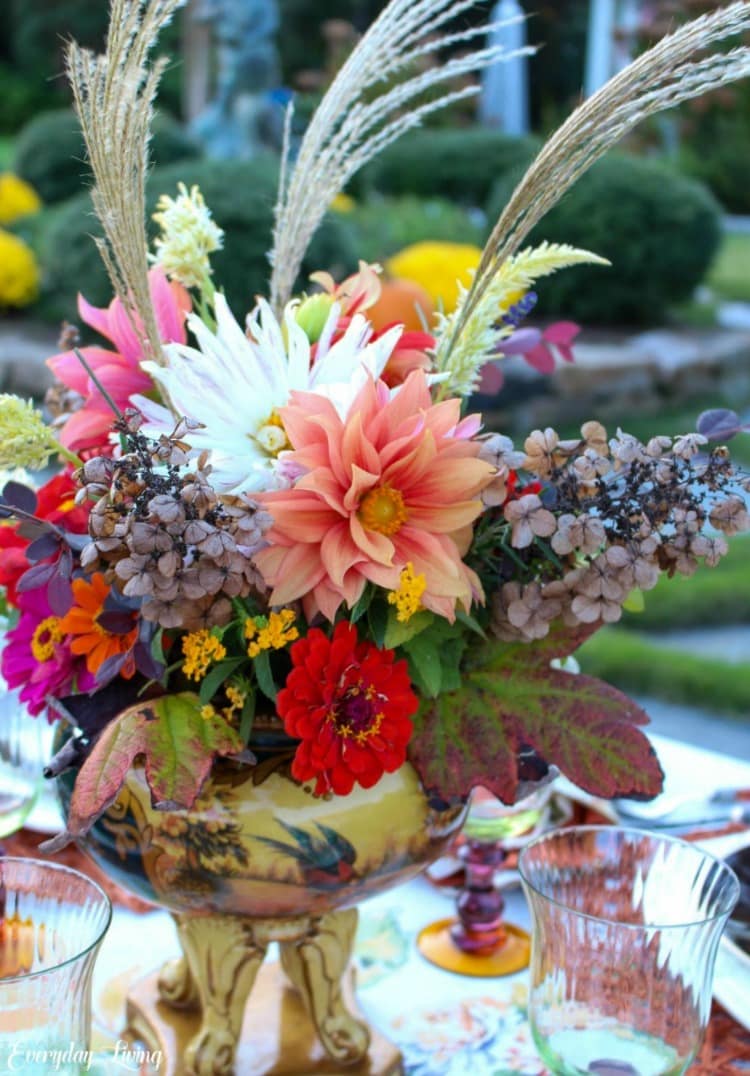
[0,64,64,135]
[345,196,483,263]
[38,157,357,323]
[353,128,540,206]
[679,114,750,215]
[14,110,202,205]
[487,154,722,325]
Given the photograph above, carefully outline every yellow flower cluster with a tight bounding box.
[388,562,427,623]
[201,683,247,723]
[0,395,58,470]
[182,629,227,681]
[245,609,298,659]
[0,173,41,226]
[0,230,39,309]
[385,241,481,314]
[151,183,224,289]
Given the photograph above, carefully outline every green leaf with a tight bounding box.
[403,632,443,697]
[198,657,246,705]
[383,608,433,649]
[253,650,278,702]
[367,600,388,648]
[455,608,488,639]
[349,584,373,624]
[64,693,244,839]
[408,620,663,804]
[239,690,256,743]
[623,589,645,613]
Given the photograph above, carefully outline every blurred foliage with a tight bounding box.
[487,154,722,325]
[639,0,750,213]
[354,128,540,207]
[707,233,750,304]
[0,173,42,226]
[345,196,483,264]
[14,109,202,205]
[578,626,750,717]
[36,156,356,324]
[0,229,40,309]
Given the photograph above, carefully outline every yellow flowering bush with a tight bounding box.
[0,173,42,226]
[385,241,482,313]
[0,231,40,309]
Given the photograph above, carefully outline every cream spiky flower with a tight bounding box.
[434,243,609,398]
[133,292,403,495]
[151,183,224,288]
[0,395,64,470]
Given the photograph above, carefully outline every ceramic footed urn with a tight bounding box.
[58,717,467,1075]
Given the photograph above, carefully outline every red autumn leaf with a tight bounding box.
[408,621,663,804]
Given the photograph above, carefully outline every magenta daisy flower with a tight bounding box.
[1,588,94,717]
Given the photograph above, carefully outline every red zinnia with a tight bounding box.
[277,621,418,796]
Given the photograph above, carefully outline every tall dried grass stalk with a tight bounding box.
[268,0,534,312]
[67,0,185,365]
[443,1,750,361]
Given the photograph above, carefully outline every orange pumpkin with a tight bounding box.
[368,278,435,333]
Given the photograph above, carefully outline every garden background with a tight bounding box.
[1,0,749,755]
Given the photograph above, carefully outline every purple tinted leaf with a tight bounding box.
[95,652,130,685]
[97,611,137,634]
[17,561,57,592]
[16,520,53,541]
[697,408,749,442]
[26,533,61,563]
[63,532,90,552]
[496,328,542,357]
[133,640,165,681]
[47,573,73,616]
[58,548,73,579]
[1,482,37,515]
[103,589,141,613]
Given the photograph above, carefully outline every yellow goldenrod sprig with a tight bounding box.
[388,563,426,623]
[182,629,227,682]
[245,609,299,659]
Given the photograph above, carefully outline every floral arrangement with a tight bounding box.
[2,0,750,846]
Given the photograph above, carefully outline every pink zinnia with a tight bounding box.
[255,371,494,622]
[47,269,191,454]
[1,588,94,717]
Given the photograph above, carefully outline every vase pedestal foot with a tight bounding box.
[124,961,403,1075]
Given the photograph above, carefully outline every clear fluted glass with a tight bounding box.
[0,675,56,837]
[0,857,112,1074]
[519,826,740,1076]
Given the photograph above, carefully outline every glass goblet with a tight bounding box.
[0,857,112,1074]
[0,676,56,838]
[519,825,740,1076]
[417,783,551,976]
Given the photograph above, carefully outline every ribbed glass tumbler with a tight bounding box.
[518,826,740,1076]
[0,857,112,1074]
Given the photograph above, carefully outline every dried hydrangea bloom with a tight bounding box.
[504,493,557,549]
[710,496,750,536]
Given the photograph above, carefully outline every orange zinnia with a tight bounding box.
[59,573,138,679]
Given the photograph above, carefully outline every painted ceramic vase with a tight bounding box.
[57,719,467,917]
